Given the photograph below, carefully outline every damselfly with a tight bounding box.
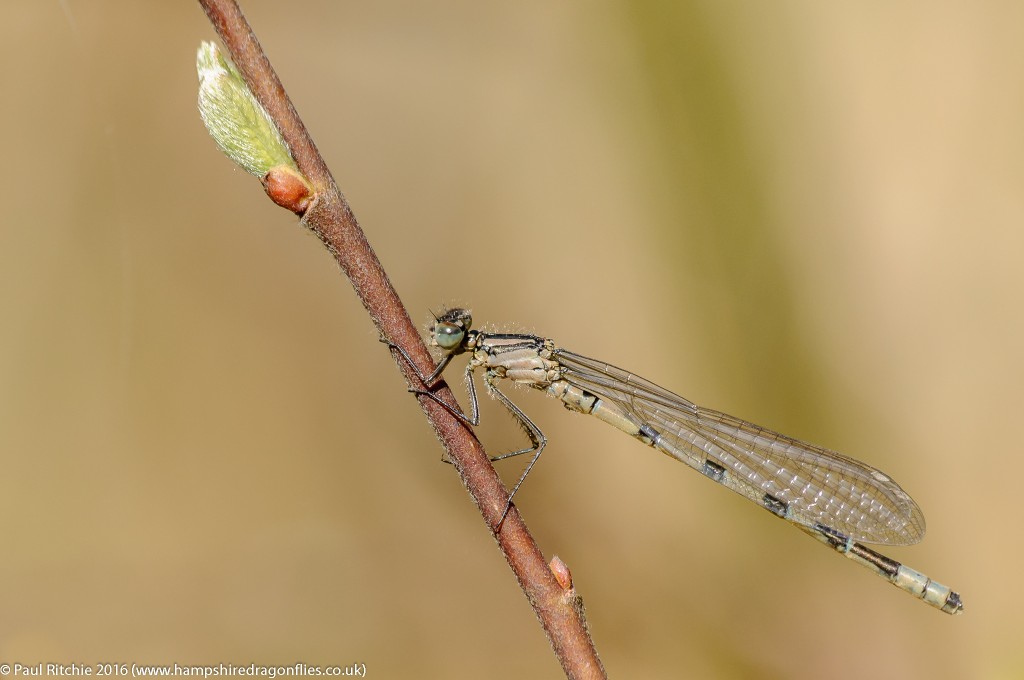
[394,308,963,615]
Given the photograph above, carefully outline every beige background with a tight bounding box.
[1,1,1018,678]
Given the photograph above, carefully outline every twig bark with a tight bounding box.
[197,1,606,677]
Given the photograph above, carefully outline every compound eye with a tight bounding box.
[433,322,465,351]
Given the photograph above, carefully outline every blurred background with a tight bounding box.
[1,1,1019,678]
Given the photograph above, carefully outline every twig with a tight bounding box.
[196,1,606,677]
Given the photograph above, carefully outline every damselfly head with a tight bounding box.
[431,308,473,351]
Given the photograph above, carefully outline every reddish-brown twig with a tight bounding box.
[197,1,605,677]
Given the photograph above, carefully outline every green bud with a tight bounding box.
[196,41,295,177]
